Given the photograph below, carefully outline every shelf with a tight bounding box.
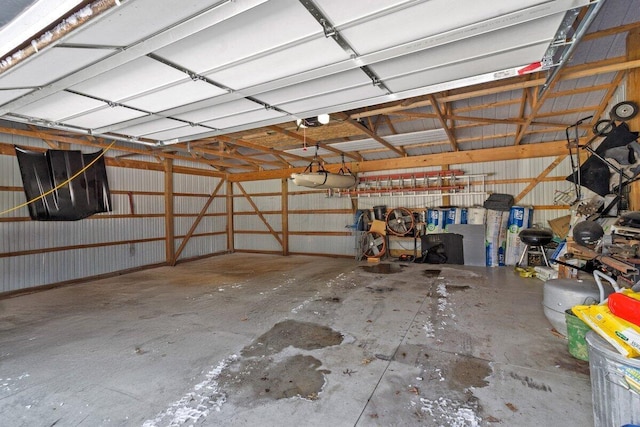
[329,171,488,199]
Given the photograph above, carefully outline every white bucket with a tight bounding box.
[585,330,640,426]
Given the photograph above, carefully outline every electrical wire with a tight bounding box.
[0,140,117,217]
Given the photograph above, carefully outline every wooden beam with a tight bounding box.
[171,179,225,265]
[229,140,570,182]
[215,135,309,164]
[235,182,283,247]
[391,110,526,125]
[282,178,289,256]
[0,126,229,172]
[338,113,405,156]
[164,159,175,265]
[0,140,223,178]
[351,57,640,120]
[582,22,640,42]
[267,125,363,161]
[226,179,234,252]
[514,155,567,204]
[428,95,458,151]
[627,28,640,210]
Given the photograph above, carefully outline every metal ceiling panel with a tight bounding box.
[0,89,30,105]
[201,108,286,129]
[115,118,187,137]
[155,0,321,74]
[145,124,215,141]
[0,46,114,88]
[14,90,104,121]
[588,0,640,32]
[277,85,385,116]
[205,37,350,90]
[257,69,372,106]
[0,0,269,115]
[174,98,262,123]
[371,14,563,81]
[570,33,628,65]
[379,43,548,93]
[62,105,147,129]
[70,57,188,102]
[64,0,233,47]
[327,129,448,153]
[326,0,588,54]
[313,0,415,27]
[123,79,227,113]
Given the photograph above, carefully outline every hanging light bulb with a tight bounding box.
[296,114,330,129]
[317,113,330,125]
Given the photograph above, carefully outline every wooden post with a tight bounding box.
[441,164,451,206]
[282,178,289,256]
[226,179,235,252]
[164,159,175,264]
[628,28,640,210]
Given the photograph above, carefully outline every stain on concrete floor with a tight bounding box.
[422,269,442,277]
[216,320,342,403]
[220,354,330,402]
[241,320,343,357]
[449,356,491,391]
[361,263,405,274]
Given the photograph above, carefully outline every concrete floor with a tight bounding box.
[0,254,593,426]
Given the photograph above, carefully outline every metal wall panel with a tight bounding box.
[234,234,282,252]
[1,242,164,292]
[289,235,353,256]
[0,139,230,291]
[173,234,227,259]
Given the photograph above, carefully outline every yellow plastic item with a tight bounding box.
[369,219,387,235]
[515,267,536,278]
[572,304,640,358]
[620,288,640,301]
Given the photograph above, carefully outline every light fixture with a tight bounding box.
[296,114,330,129]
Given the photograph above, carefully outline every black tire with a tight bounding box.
[611,101,638,121]
[593,119,613,136]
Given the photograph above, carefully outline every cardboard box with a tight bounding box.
[548,215,571,240]
[534,266,558,281]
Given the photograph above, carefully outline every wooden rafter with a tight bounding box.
[350,57,640,120]
[228,140,570,182]
[266,125,363,161]
[215,135,310,165]
[337,113,404,156]
[383,115,398,134]
[428,94,457,151]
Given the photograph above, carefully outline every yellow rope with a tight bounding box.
[0,140,117,217]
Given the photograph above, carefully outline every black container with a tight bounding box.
[373,205,387,221]
[420,233,464,264]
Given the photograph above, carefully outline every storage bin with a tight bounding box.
[586,331,640,426]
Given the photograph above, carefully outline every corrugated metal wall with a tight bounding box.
[173,173,227,260]
[350,155,574,238]
[232,180,283,253]
[0,127,227,292]
[0,125,601,291]
[288,180,354,256]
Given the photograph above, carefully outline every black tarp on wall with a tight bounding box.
[14,147,112,221]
